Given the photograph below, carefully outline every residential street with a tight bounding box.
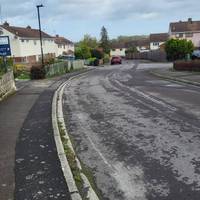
[63,60,200,200]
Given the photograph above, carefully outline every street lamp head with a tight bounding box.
[36,4,44,8]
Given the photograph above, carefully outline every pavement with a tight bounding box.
[62,60,200,200]
[0,70,89,200]
[151,67,200,86]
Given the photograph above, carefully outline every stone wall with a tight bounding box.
[0,71,16,101]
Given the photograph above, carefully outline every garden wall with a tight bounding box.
[0,71,16,101]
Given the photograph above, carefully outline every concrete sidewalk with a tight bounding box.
[151,67,200,87]
[0,70,90,200]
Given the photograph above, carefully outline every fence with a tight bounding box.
[126,50,167,62]
[45,60,85,77]
[0,70,16,100]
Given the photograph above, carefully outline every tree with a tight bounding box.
[78,34,98,49]
[75,43,91,59]
[125,46,138,54]
[165,39,194,61]
[100,26,110,54]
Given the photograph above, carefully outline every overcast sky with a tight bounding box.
[1,0,200,41]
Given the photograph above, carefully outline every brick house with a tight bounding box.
[150,33,169,50]
[0,22,56,64]
[169,18,200,48]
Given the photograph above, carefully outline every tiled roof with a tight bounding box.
[1,23,52,38]
[125,38,150,48]
[54,36,73,45]
[170,19,200,33]
[150,33,169,42]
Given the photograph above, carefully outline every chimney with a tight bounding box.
[188,18,192,23]
[56,34,59,38]
[26,25,31,29]
[3,21,9,27]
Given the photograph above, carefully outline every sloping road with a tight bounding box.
[63,61,200,200]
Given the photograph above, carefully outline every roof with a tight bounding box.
[170,19,200,33]
[54,36,73,45]
[111,42,126,49]
[0,23,52,38]
[150,33,169,42]
[125,38,150,48]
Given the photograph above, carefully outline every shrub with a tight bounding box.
[174,60,200,71]
[91,49,104,59]
[87,57,96,66]
[30,64,46,79]
[103,54,110,64]
[93,58,99,66]
[165,39,194,61]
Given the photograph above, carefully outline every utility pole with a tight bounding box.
[36,4,44,66]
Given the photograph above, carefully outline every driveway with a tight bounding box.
[63,60,200,200]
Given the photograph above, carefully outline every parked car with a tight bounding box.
[111,56,122,65]
[191,50,200,60]
[57,55,75,61]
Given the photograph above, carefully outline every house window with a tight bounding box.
[112,49,116,51]
[21,39,24,42]
[176,33,183,38]
[120,48,123,51]
[26,40,29,43]
[153,42,159,46]
[185,33,193,38]
[34,40,37,45]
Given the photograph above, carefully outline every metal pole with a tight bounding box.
[36,5,44,67]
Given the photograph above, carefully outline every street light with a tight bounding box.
[36,4,44,66]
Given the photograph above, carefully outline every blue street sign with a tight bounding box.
[0,36,11,56]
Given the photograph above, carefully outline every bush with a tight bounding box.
[30,64,46,79]
[93,58,99,66]
[91,49,104,59]
[165,39,194,61]
[103,54,110,64]
[174,60,200,71]
[87,57,96,66]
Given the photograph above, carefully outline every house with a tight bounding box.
[110,43,127,57]
[54,35,74,57]
[0,22,56,64]
[169,18,200,48]
[150,33,169,50]
[126,38,150,53]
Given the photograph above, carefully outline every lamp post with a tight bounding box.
[36,4,44,66]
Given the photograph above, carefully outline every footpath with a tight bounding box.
[151,67,200,87]
[0,70,89,200]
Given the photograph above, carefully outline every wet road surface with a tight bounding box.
[63,61,200,200]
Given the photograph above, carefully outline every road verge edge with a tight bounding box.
[52,72,99,200]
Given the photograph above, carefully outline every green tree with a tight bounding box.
[75,43,91,59]
[100,26,110,54]
[165,39,194,61]
[125,46,138,54]
[78,34,98,49]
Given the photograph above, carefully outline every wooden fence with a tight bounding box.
[126,50,167,62]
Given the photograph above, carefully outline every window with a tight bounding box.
[185,33,193,38]
[153,42,159,46]
[112,49,116,51]
[34,40,37,45]
[21,39,24,42]
[26,40,29,43]
[120,48,123,51]
[176,33,183,38]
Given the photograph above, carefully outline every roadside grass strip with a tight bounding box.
[52,73,99,200]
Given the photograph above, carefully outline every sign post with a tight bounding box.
[0,36,11,73]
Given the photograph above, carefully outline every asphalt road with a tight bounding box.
[63,60,200,200]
